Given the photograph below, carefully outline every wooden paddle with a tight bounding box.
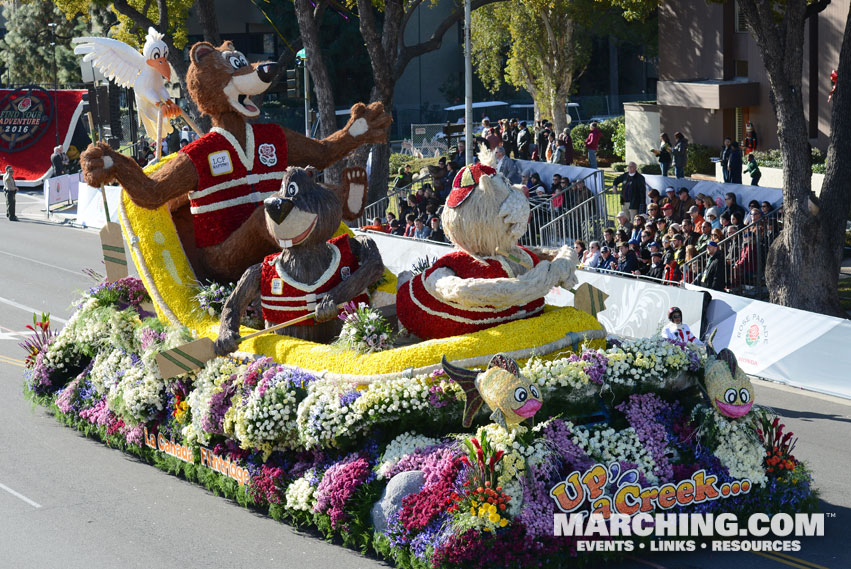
[178,108,204,138]
[154,105,163,162]
[495,247,533,270]
[155,304,347,378]
[99,222,128,283]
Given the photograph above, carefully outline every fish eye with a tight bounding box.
[514,387,527,403]
[529,384,540,399]
[724,388,737,404]
[285,181,299,198]
[739,389,750,403]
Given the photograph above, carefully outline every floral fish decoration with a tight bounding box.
[704,331,754,419]
[441,353,542,429]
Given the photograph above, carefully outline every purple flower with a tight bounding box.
[313,454,373,529]
[339,389,361,407]
[616,393,674,483]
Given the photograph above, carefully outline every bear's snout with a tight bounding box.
[265,196,294,224]
[256,63,278,83]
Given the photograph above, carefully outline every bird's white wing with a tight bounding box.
[72,36,146,88]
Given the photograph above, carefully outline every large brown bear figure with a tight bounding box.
[80,41,390,283]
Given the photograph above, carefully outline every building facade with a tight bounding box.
[656,0,846,152]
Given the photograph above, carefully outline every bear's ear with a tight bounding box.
[337,167,369,221]
[190,42,217,65]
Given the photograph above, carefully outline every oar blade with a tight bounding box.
[100,221,128,283]
[156,337,215,378]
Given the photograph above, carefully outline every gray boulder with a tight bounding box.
[370,470,425,533]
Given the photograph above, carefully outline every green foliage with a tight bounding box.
[611,162,627,172]
[570,122,590,156]
[638,163,659,175]
[471,1,593,126]
[388,154,443,181]
[0,1,88,85]
[612,116,626,159]
[570,117,623,158]
[685,143,716,176]
[752,146,825,172]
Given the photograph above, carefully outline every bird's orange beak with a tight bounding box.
[146,57,171,80]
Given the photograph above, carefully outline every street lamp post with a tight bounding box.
[48,22,59,147]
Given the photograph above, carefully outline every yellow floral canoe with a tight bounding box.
[119,154,605,382]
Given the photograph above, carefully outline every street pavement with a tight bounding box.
[0,191,848,569]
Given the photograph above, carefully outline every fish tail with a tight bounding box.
[441,355,484,428]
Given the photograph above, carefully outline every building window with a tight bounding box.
[735,60,749,78]
[735,2,749,33]
[734,107,746,143]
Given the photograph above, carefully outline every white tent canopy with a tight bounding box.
[444,101,508,112]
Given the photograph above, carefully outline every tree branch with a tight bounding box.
[156,0,169,34]
[356,0,394,99]
[396,0,509,80]
[112,0,159,31]
[805,0,831,19]
[402,0,426,32]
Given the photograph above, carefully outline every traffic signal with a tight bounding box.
[286,68,298,98]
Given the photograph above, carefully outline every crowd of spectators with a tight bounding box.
[368,148,597,244]
[580,184,781,293]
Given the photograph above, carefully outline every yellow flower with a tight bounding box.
[471,500,478,507]
[499,519,508,527]
[489,504,497,514]
[489,513,500,523]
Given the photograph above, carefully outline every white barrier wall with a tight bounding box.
[641,176,783,210]
[356,230,453,275]
[43,173,82,211]
[77,183,122,228]
[513,159,605,197]
[548,270,707,340]
[687,285,851,399]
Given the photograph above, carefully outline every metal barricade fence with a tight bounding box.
[531,171,610,248]
[684,209,782,297]
[410,124,449,158]
[355,175,435,228]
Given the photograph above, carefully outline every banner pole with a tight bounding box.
[86,110,110,222]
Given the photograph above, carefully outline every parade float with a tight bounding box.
[19,33,818,569]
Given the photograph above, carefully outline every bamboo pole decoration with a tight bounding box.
[156,304,347,378]
[154,104,163,162]
[178,108,204,137]
[85,111,111,222]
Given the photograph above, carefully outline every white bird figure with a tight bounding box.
[72,27,181,141]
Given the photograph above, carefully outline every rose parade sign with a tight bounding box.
[0,86,53,153]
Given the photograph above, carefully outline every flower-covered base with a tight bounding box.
[20,280,819,569]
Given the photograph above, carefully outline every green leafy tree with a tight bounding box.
[472,0,594,134]
[613,0,850,316]
[0,1,86,86]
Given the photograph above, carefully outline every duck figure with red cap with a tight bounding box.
[395,147,578,340]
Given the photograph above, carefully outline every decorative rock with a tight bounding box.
[370,470,425,533]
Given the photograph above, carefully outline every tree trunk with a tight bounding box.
[738,0,847,317]
[194,0,221,45]
[293,0,341,183]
